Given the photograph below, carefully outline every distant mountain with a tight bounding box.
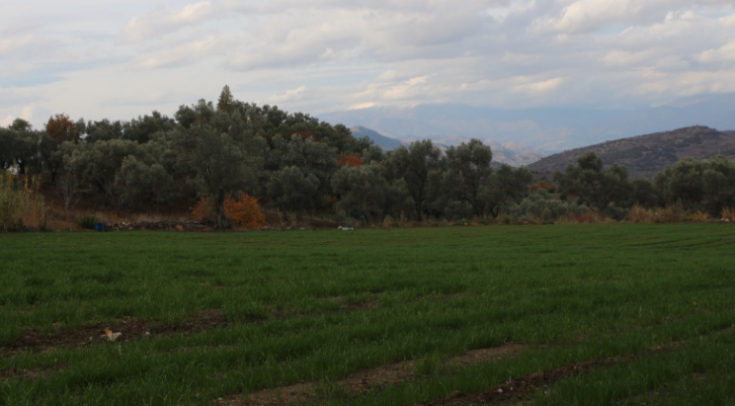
[322,93,735,152]
[411,136,545,167]
[350,126,545,166]
[350,126,402,150]
[527,126,735,178]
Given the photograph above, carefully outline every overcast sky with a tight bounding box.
[2,0,735,128]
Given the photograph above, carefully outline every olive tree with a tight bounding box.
[386,140,441,221]
[555,152,632,213]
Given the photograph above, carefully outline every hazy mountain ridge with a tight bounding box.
[324,93,735,153]
[351,126,545,166]
[527,126,735,178]
[350,126,403,150]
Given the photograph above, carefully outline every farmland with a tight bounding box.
[1,224,735,406]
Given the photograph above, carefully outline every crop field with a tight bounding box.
[1,224,735,406]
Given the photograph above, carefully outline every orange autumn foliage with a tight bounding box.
[46,114,77,144]
[191,193,266,229]
[338,155,363,168]
[224,193,266,229]
[529,180,556,193]
[190,199,215,222]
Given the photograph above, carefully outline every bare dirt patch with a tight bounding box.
[1,363,69,380]
[1,309,227,356]
[216,344,525,406]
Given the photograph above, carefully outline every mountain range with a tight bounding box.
[350,126,545,167]
[325,92,735,155]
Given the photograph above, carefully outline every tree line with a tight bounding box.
[2,86,735,228]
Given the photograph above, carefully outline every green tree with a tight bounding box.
[176,123,261,229]
[267,166,320,218]
[331,163,409,224]
[217,85,234,114]
[387,140,441,221]
[555,152,632,213]
[484,164,533,218]
[64,139,143,211]
[0,119,38,175]
[445,139,493,216]
[654,158,706,211]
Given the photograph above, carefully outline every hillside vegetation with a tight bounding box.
[529,126,735,177]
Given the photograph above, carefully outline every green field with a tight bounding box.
[2,225,735,406]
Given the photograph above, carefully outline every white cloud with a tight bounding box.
[120,1,216,44]
[514,77,567,94]
[269,86,307,103]
[0,115,14,127]
[349,102,376,110]
[697,41,735,63]
[2,0,735,128]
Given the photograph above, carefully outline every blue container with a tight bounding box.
[95,223,105,232]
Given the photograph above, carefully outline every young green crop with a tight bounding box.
[1,224,734,405]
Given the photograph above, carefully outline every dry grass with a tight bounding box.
[627,204,690,224]
[0,173,47,231]
[628,205,656,223]
[722,207,735,221]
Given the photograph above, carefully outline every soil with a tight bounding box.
[217,344,525,406]
[1,309,227,356]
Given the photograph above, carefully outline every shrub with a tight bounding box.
[77,214,100,230]
[192,194,266,229]
[685,211,709,222]
[628,204,656,223]
[191,198,215,222]
[224,193,266,229]
[656,204,686,223]
[511,190,589,223]
[722,207,735,221]
[0,173,47,231]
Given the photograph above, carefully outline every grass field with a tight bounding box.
[1,224,735,406]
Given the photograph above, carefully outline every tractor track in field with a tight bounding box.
[0,309,228,356]
[215,344,527,406]
[217,325,734,406]
[409,326,734,406]
[0,296,380,358]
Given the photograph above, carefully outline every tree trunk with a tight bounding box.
[214,190,232,229]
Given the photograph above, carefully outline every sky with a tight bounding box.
[2,0,735,129]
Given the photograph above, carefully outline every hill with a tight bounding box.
[527,126,735,177]
[350,126,403,150]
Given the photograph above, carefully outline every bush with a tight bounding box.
[0,173,47,231]
[77,214,100,230]
[191,198,215,222]
[511,190,589,223]
[722,207,735,221]
[224,193,266,229]
[191,194,266,229]
[628,204,656,223]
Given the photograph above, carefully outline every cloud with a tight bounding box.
[121,1,216,43]
[134,35,224,69]
[3,0,735,128]
[268,86,307,103]
[349,102,376,110]
[514,77,567,94]
[697,40,735,63]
